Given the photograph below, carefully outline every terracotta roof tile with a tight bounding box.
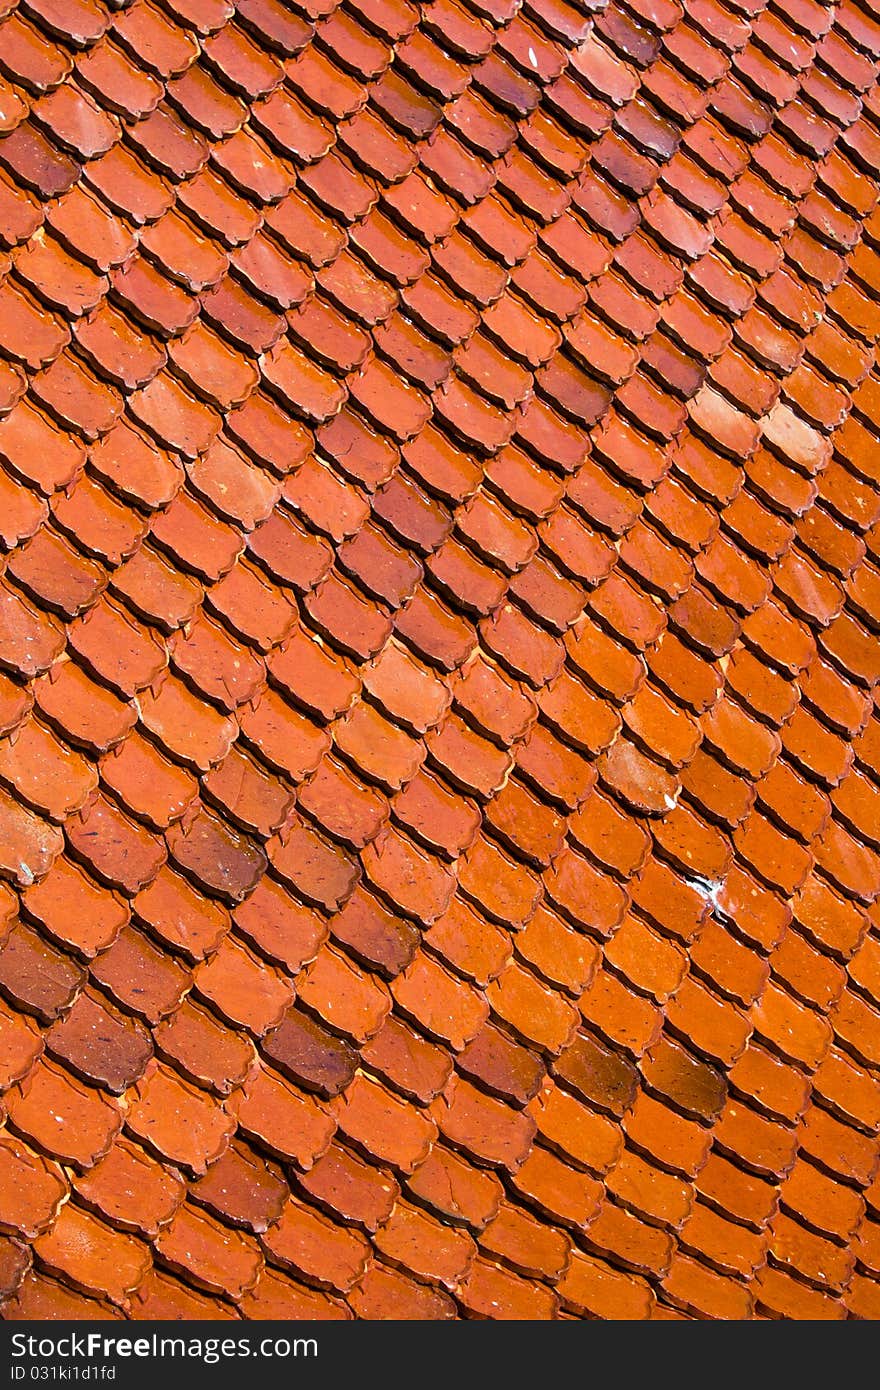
[0,0,878,1322]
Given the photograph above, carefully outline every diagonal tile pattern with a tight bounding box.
[0,0,878,1322]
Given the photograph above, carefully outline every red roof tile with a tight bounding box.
[0,0,878,1324]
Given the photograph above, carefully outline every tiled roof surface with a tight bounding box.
[0,0,878,1325]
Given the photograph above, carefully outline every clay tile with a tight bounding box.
[200,19,282,96]
[754,1262,845,1320]
[164,61,242,140]
[801,1102,875,1187]
[87,917,188,1022]
[665,972,753,1068]
[422,893,507,985]
[0,709,96,822]
[89,421,183,514]
[360,1011,451,1104]
[733,808,814,896]
[190,932,290,1038]
[406,1145,500,1238]
[75,1135,181,1238]
[131,1265,237,1322]
[0,399,87,499]
[51,476,148,568]
[484,774,566,867]
[429,1072,535,1174]
[133,863,229,961]
[0,1131,68,1241]
[0,903,79,1022]
[233,876,325,978]
[171,612,265,710]
[153,1201,262,1300]
[813,1046,880,1134]
[297,1142,397,1238]
[138,670,237,771]
[130,368,222,459]
[228,234,309,314]
[457,1022,545,1106]
[375,1197,476,1288]
[507,554,582,643]
[1,0,879,1324]
[580,961,664,1056]
[480,601,565,687]
[831,982,880,1067]
[260,338,347,425]
[346,355,429,442]
[514,902,597,996]
[206,559,296,652]
[360,822,455,922]
[454,334,531,416]
[299,753,387,849]
[189,1138,287,1235]
[779,1154,865,1244]
[0,159,43,249]
[33,1198,151,1307]
[428,539,507,618]
[201,274,285,353]
[0,743,65,870]
[544,843,628,938]
[46,985,152,1093]
[73,33,158,112]
[85,145,175,229]
[360,641,448,735]
[126,1059,233,1175]
[0,12,74,91]
[71,595,168,697]
[6,1269,124,1319]
[238,686,329,783]
[0,119,81,203]
[457,816,541,913]
[168,327,259,414]
[511,1139,604,1230]
[615,891,692,994]
[241,1263,351,1318]
[305,570,392,662]
[259,1192,369,1292]
[0,976,43,1078]
[392,948,488,1049]
[8,1055,122,1169]
[326,1073,435,1176]
[66,791,166,895]
[0,278,66,379]
[552,1023,638,1121]
[461,1253,561,1318]
[0,673,31,742]
[265,808,358,908]
[328,881,415,982]
[349,1258,453,1317]
[201,743,293,839]
[664,1246,755,1318]
[0,1236,33,1298]
[113,1,199,76]
[268,474,355,566]
[300,945,392,1045]
[248,505,332,593]
[7,528,105,626]
[589,1194,678,1278]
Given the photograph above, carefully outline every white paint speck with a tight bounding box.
[685,875,725,915]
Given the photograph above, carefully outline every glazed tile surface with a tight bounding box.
[0,0,878,1324]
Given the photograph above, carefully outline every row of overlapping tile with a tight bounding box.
[0,0,879,1320]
